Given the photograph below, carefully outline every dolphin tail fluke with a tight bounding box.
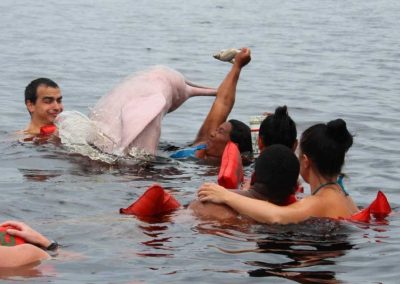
[185,80,217,97]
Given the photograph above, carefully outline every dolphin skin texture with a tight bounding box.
[87,66,216,156]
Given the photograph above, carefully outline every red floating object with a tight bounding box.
[0,226,26,246]
[120,185,180,217]
[40,124,57,135]
[218,141,243,189]
[350,207,371,223]
[369,190,391,219]
[283,194,297,206]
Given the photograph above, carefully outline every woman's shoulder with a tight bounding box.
[302,189,357,218]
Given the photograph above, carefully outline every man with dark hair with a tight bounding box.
[228,119,253,154]
[171,48,253,160]
[23,49,251,156]
[193,49,253,160]
[23,78,63,135]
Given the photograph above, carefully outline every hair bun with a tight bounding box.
[274,105,288,119]
[327,119,353,151]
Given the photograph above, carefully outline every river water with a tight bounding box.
[0,0,399,283]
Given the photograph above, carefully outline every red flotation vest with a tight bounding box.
[0,226,26,246]
[350,190,392,222]
[218,141,243,189]
[369,191,391,219]
[120,184,181,217]
[282,194,297,206]
[40,124,57,136]
[349,207,371,223]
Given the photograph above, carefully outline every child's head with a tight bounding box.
[258,105,297,151]
[251,144,300,205]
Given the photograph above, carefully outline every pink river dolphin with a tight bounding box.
[86,66,216,156]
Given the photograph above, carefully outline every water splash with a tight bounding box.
[55,111,119,163]
[55,111,160,164]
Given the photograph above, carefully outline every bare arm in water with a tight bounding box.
[188,199,239,222]
[0,221,52,268]
[0,244,50,268]
[197,183,357,224]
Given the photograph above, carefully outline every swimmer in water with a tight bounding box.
[197,119,359,224]
[242,105,298,189]
[21,78,63,137]
[172,48,253,161]
[190,144,300,221]
[0,220,58,268]
[21,49,251,157]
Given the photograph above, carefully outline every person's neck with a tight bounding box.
[197,149,221,161]
[308,172,338,195]
[24,120,48,135]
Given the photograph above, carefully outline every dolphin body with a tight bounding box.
[86,66,216,156]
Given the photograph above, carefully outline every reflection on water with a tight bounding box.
[248,235,352,283]
[195,218,354,283]
[0,263,56,281]
[19,169,63,182]
[135,215,179,258]
[255,222,352,283]
[139,223,174,257]
[15,136,188,183]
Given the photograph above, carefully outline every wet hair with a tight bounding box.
[253,144,300,205]
[259,105,297,149]
[300,118,353,178]
[25,78,59,104]
[228,119,253,154]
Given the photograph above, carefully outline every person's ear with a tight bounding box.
[301,154,310,169]
[26,100,35,114]
[258,136,264,151]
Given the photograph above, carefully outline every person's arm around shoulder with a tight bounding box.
[197,183,324,224]
[193,48,251,145]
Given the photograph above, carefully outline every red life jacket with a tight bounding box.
[282,194,297,206]
[350,190,391,222]
[218,141,243,189]
[120,184,180,217]
[40,124,57,136]
[0,226,26,246]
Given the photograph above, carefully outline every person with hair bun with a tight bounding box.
[244,105,298,189]
[197,119,359,224]
[258,105,297,152]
